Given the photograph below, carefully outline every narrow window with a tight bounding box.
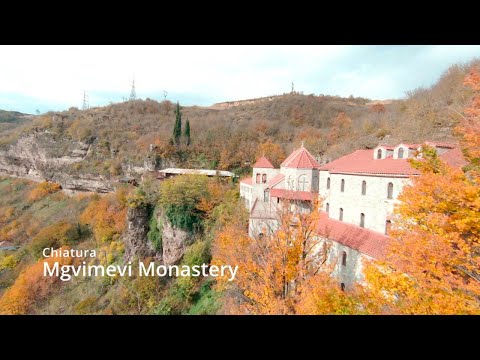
[339,208,343,221]
[342,251,347,266]
[340,283,345,292]
[360,213,365,228]
[398,147,404,159]
[262,174,267,183]
[341,179,345,192]
[326,202,330,215]
[387,182,393,199]
[256,173,261,184]
[361,180,366,195]
[385,220,392,235]
[327,177,330,189]
[264,189,269,202]
[277,197,280,204]
[377,149,382,159]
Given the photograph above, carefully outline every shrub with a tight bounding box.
[28,181,62,202]
[147,207,162,251]
[29,222,85,258]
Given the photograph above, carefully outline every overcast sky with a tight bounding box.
[0,45,479,114]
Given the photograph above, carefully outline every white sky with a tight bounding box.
[0,45,479,114]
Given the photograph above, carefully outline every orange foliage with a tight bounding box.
[371,103,386,113]
[212,200,355,314]
[362,150,480,314]
[256,141,286,168]
[28,181,62,202]
[327,112,352,143]
[80,191,127,243]
[0,249,72,314]
[456,68,480,163]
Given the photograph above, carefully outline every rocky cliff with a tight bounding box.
[0,130,115,192]
[123,206,160,261]
[123,206,189,264]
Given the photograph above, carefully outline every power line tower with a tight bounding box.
[129,77,136,101]
[82,91,89,110]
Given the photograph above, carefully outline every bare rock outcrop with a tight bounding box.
[161,220,189,265]
[123,207,159,261]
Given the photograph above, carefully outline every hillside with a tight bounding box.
[0,60,476,187]
[0,59,479,315]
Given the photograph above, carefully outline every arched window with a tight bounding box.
[387,182,393,199]
[264,189,269,202]
[298,175,308,191]
[258,233,264,240]
[360,213,365,228]
[256,173,261,184]
[340,283,345,292]
[327,177,330,189]
[326,203,330,215]
[361,180,366,195]
[342,251,347,266]
[398,147,404,159]
[377,149,382,159]
[385,220,392,235]
[262,174,267,183]
[339,208,343,221]
[341,179,345,192]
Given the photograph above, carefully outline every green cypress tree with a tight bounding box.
[184,119,191,146]
[173,102,182,145]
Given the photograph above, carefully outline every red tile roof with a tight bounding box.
[253,156,274,169]
[425,141,457,149]
[316,212,390,259]
[270,189,315,201]
[240,177,253,185]
[281,146,321,169]
[320,145,467,176]
[320,150,421,176]
[399,143,421,149]
[266,174,285,188]
[439,147,469,168]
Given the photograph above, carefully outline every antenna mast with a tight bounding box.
[82,91,89,110]
[129,76,136,101]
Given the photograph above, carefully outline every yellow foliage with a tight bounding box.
[80,191,127,243]
[28,181,62,202]
[0,249,72,315]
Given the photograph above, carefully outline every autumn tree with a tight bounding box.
[327,112,352,144]
[80,191,127,244]
[0,249,72,315]
[256,141,286,168]
[362,145,480,314]
[28,181,62,202]
[212,200,357,314]
[456,67,480,171]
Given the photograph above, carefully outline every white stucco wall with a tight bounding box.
[280,167,319,192]
[252,167,280,200]
[319,171,410,233]
[240,183,253,210]
[327,240,371,289]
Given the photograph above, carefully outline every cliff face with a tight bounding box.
[161,219,189,265]
[0,130,114,192]
[123,206,189,264]
[123,207,159,261]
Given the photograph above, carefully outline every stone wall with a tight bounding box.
[319,171,410,233]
